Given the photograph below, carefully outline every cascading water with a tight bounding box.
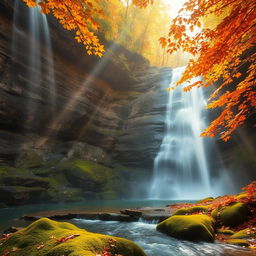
[150,67,212,199]
[11,0,56,121]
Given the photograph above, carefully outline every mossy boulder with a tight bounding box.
[230,228,255,239]
[173,206,209,216]
[0,218,146,256]
[157,214,215,242]
[234,193,247,200]
[196,197,214,204]
[211,202,250,227]
[216,229,234,235]
[226,239,250,247]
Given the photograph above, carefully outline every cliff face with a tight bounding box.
[0,0,171,170]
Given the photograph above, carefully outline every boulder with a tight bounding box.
[173,206,209,216]
[0,218,146,256]
[230,228,255,239]
[216,229,234,235]
[226,239,250,247]
[196,197,214,203]
[120,209,143,219]
[211,202,250,227]
[156,214,215,242]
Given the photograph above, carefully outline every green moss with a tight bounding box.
[15,150,44,168]
[101,190,118,200]
[0,218,146,256]
[72,159,111,182]
[0,166,32,178]
[226,239,250,247]
[173,206,209,216]
[235,193,247,200]
[211,202,250,227]
[157,214,215,242]
[0,167,7,175]
[217,229,235,235]
[196,197,214,203]
[11,186,44,192]
[0,159,130,203]
[231,229,255,239]
[57,159,125,199]
[172,208,188,215]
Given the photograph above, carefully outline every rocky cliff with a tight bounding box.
[0,0,172,204]
[0,0,171,168]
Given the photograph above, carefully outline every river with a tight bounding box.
[0,200,254,256]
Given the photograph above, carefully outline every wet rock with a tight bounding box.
[21,212,136,222]
[3,226,22,234]
[120,209,143,218]
[98,213,134,222]
[0,186,46,205]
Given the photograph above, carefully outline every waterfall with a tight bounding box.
[149,67,212,199]
[11,0,56,122]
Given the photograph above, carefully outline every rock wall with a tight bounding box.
[0,0,171,170]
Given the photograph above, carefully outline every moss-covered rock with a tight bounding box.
[173,206,209,216]
[216,229,234,235]
[196,197,214,203]
[0,218,146,256]
[230,228,255,239]
[234,193,247,200]
[157,214,215,242]
[56,159,126,199]
[15,150,44,168]
[211,202,250,227]
[226,239,250,247]
[0,159,130,205]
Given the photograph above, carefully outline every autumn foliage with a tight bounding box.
[158,0,256,141]
[22,0,105,57]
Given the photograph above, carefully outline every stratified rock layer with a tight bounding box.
[0,0,171,169]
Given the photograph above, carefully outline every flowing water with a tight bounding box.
[72,219,254,256]
[150,67,212,199]
[11,0,56,121]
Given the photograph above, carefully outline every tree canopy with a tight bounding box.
[159,0,256,141]
[22,0,256,141]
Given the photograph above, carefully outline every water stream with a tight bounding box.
[11,0,56,122]
[150,67,212,199]
[72,219,254,256]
